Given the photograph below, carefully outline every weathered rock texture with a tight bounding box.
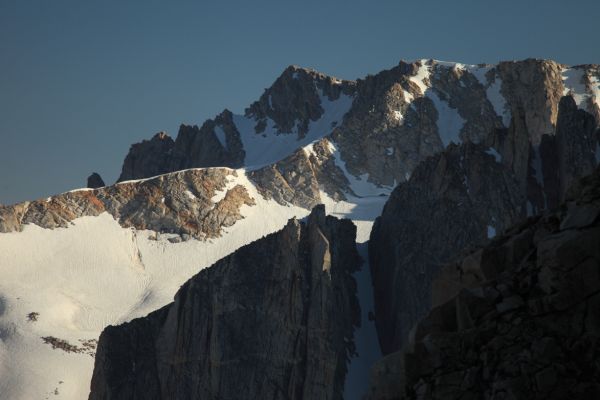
[118,132,175,182]
[366,166,600,400]
[115,60,599,215]
[0,169,254,240]
[168,110,246,173]
[115,66,357,183]
[369,60,600,355]
[369,142,524,354]
[87,172,105,189]
[88,205,361,400]
[245,65,356,137]
[248,138,350,209]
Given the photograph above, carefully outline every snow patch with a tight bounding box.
[487,225,496,238]
[590,73,600,110]
[327,141,394,198]
[468,66,511,126]
[386,147,394,156]
[427,90,465,146]
[409,61,431,94]
[485,147,502,163]
[562,68,589,108]
[184,190,195,200]
[393,110,403,121]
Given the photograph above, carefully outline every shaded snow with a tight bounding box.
[427,90,465,146]
[590,73,600,110]
[214,125,227,149]
[327,141,394,198]
[469,66,511,126]
[562,68,588,108]
[343,243,382,400]
[487,225,496,238]
[485,147,502,163]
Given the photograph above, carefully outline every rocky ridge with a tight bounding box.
[88,205,361,400]
[117,59,600,214]
[0,168,254,240]
[367,166,600,399]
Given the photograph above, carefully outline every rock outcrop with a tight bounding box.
[118,132,175,182]
[88,205,361,400]
[87,172,105,189]
[244,65,356,137]
[168,110,246,172]
[0,168,254,240]
[366,166,600,399]
[369,142,524,354]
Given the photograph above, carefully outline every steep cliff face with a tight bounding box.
[88,205,361,400]
[369,142,524,354]
[368,60,600,356]
[367,166,600,400]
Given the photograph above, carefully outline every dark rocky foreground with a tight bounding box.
[367,166,600,399]
[88,205,361,400]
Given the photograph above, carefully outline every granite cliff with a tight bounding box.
[88,206,361,400]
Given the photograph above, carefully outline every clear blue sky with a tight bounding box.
[1,0,599,204]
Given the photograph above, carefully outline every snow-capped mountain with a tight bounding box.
[0,58,599,399]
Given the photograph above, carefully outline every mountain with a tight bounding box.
[367,165,600,399]
[88,205,360,400]
[0,58,599,399]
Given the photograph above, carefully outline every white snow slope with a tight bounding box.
[0,163,390,399]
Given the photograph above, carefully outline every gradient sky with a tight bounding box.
[1,0,599,204]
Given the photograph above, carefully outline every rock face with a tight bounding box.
[366,166,600,400]
[88,205,361,400]
[118,132,175,182]
[87,172,105,189]
[369,142,524,354]
[0,168,254,240]
[368,60,600,357]
[168,110,246,172]
[244,65,356,137]
[115,66,357,183]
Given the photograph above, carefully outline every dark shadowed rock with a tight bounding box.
[118,132,174,182]
[87,173,105,189]
[88,205,361,400]
[366,166,600,400]
[369,142,523,355]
